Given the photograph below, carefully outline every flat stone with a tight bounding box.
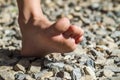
[109,76,120,80]
[103,69,114,77]
[13,59,30,72]
[45,62,65,69]
[14,63,26,72]
[0,70,16,80]
[64,65,74,72]
[33,70,48,79]
[25,75,35,80]
[15,72,26,80]
[71,68,82,80]
[111,49,120,57]
[64,71,71,80]
[104,66,120,73]
[83,66,96,80]
[50,53,63,61]
[40,71,53,79]
[111,31,120,38]
[28,61,41,73]
[0,66,12,71]
[105,59,114,65]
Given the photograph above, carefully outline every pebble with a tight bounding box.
[15,72,26,80]
[83,66,96,80]
[25,75,35,80]
[13,59,30,73]
[64,65,74,72]
[28,61,41,73]
[0,70,15,80]
[40,71,53,79]
[103,69,114,77]
[14,63,26,72]
[64,71,71,80]
[71,68,82,80]
[33,70,53,79]
[111,49,120,57]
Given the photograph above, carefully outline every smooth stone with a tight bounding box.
[0,66,12,71]
[86,59,95,68]
[111,49,120,57]
[111,31,120,38]
[28,61,41,73]
[48,77,62,80]
[50,53,63,61]
[64,71,71,80]
[64,65,74,72]
[14,63,26,72]
[25,75,35,80]
[105,59,114,65]
[0,70,15,80]
[13,59,30,73]
[109,76,120,80]
[83,66,96,80]
[40,71,53,79]
[103,69,114,77]
[15,72,26,80]
[33,70,48,79]
[96,69,104,77]
[103,16,116,25]
[45,62,65,69]
[71,68,82,80]
[104,66,120,73]
[90,3,100,10]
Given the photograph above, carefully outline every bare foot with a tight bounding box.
[18,17,84,57]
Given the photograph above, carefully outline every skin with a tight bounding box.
[17,0,84,57]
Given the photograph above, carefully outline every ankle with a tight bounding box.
[18,14,47,24]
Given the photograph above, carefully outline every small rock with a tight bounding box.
[28,61,41,73]
[45,62,65,69]
[50,53,63,61]
[83,66,96,80]
[0,66,12,71]
[40,71,53,79]
[105,59,114,65]
[103,69,114,77]
[111,49,120,57]
[56,71,64,78]
[64,71,71,80]
[33,70,48,79]
[15,72,26,80]
[64,65,74,72]
[14,63,26,72]
[13,59,30,72]
[103,16,116,25]
[109,76,120,80]
[71,68,82,80]
[0,70,15,80]
[104,66,120,73]
[25,75,35,80]
[111,31,120,39]
[86,59,95,68]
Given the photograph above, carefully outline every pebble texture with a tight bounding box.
[0,0,120,80]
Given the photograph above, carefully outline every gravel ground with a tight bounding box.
[0,0,120,80]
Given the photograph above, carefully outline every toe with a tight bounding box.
[47,17,71,36]
[75,36,84,44]
[63,25,84,41]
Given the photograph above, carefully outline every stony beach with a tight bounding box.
[0,0,120,80]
